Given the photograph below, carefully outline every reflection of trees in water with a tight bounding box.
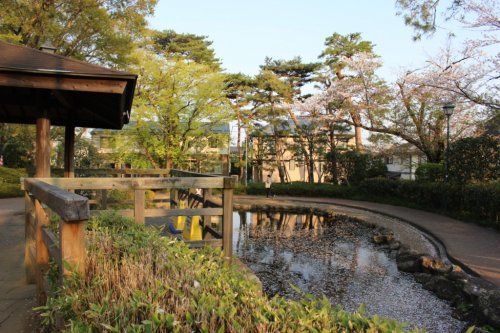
[236,211,367,301]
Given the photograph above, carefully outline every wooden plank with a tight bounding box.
[24,192,36,284]
[33,177,224,190]
[24,179,89,221]
[0,72,127,94]
[170,169,219,177]
[63,126,75,178]
[145,208,223,217]
[222,187,234,258]
[35,198,50,305]
[134,190,145,224]
[90,209,134,218]
[41,227,61,266]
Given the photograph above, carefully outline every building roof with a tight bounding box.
[0,41,137,129]
[251,118,355,137]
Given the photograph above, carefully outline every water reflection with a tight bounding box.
[232,211,465,333]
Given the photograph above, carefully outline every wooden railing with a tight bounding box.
[23,173,235,305]
[23,178,89,305]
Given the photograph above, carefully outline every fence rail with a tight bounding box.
[23,171,234,306]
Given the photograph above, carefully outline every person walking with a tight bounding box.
[265,174,273,198]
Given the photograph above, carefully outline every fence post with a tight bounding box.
[202,188,212,226]
[222,177,234,259]
[134,190,145,224]
[100,190,108,210]
[34,198,50,305]
[24,191,36,284]
[170,189,178,209]
[59,220,86,279]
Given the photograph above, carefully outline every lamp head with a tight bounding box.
[443,102,455,117]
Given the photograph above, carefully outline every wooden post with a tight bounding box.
[221,154,229,176]
[35,117,51,178]
[64,125,75,178]
[34,198,50,304]
[100,190,108,210]
[222,177,234,259]
[24,192,36,284]
[59,220,86,278]
[202,188,212,226]
[134,190,145,224]
[170,189,178,209]
[34,116,51,304]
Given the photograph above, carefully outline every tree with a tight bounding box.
[0,0,157,67]
[224,73,255,180]
[319,33,375,150]
[395,0,500,42]
[0,124,36,168]
[250,70,293,183]
[260,57,323,182]
[152,30,221,69]
[121,49,230,170]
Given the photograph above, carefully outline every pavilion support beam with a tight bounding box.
[35,117,51,178]
[64,125,75,178]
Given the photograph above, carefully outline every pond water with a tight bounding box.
[232,211,466,333]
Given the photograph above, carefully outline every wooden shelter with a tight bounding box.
[0,40,137,177]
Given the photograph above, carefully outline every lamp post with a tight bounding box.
[443,102,455,182]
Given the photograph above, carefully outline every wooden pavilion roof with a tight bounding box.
[0,41,137,129]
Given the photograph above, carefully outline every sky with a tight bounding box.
[148,0,478,81]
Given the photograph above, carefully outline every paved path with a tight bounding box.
[235,195,500,286]
[0,197,36,333]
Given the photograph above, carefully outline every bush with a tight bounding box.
[243,180,500,229]
[415,163,444,182]
[448,136,499,184]
[325,151,387,184]
[37,212,411,332]
[0,167,26,198]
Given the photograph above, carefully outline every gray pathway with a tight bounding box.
[235,195,500,286]
[0,198,36,333]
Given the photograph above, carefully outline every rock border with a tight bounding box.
[235,202,500,330]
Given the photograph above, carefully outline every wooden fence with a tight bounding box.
[23,173,234,305]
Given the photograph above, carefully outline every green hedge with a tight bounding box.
[37,212,412,332]
[0,167,25,198]
[245,179,500,229]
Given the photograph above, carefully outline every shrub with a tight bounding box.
[0,167,26,198]
[243,180,499,229]
[325,151,387,184]
[415,163,444,182]
[448,136,499,184]
[37,212,411,332]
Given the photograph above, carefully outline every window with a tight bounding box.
[100,136,113,149]
[386,156,393,164]
[209,138,219,149]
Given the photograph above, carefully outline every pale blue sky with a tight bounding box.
[148,0,476,80]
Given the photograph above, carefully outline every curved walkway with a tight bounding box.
[0,197,36,333]
[235,195,500,286]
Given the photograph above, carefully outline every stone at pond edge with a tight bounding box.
[419,256,453,275]
[478,290,500,327]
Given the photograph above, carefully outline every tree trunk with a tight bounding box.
[354,126,363,151]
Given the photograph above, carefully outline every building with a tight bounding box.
[90,122,231,174]
[383,144,427,180]
[250,119,356,183]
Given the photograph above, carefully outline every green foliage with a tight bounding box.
[0,0,157,67]
[118,48,230,169]
[38,212,413,332]
[448,136,499,184]
[325,150,387,184]
[245,180,500,229]
[415,163,445,182]
[0,124,36,168]
[0,167,25,198]
[153,30,221,69]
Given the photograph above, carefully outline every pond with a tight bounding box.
[232,211,466,333]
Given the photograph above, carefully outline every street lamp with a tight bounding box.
[443,102,455,182]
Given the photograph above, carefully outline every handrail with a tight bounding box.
[170,169,220,177]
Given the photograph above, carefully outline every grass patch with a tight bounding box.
[37,212,415,332]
